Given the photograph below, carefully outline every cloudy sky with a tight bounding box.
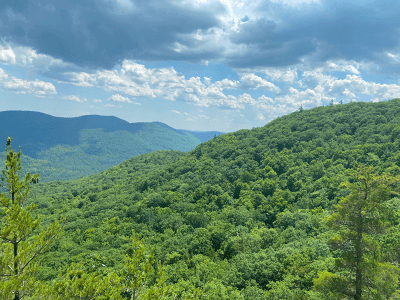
[1,0,400,132]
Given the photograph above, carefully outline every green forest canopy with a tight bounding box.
[5,98,400,298]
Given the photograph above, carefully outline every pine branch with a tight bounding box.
[20,230,60,272]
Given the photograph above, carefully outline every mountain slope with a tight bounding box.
[0,111,223,182]
[26,99,400,298]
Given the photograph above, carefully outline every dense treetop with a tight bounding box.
[12,99,400,298]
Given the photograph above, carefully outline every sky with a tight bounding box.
[1,0,400,132]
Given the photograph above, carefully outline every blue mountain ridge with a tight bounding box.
[0,110,224,158]
[0,110,224,182]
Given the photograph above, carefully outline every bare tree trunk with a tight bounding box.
[354,212,363,300]
[14,241,19,300]
[12,174,19,300]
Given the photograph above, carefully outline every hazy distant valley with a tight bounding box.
[0,111,223,182]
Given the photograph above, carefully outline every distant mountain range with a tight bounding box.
[0,111,223,182]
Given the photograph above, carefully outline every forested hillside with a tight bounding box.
[0,111,222,182]
[3,99,400,299]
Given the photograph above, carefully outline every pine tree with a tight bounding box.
[0,137,63,300]
[314,166,400,299]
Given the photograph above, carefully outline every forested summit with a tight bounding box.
[3,99,400,299]
[193,98,400,166]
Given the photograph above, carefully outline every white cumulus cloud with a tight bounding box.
[263,68,298,83]
[0,67,56,97]
[107,94,132,103]
[326,61,360,74]
[239,73,280,92]
[63,95,87,103]
[0,43,69,73]
[0,46,16,64]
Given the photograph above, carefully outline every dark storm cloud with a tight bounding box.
[227,0,400,70]
[0,0,224,69]
[2,0,400,73]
